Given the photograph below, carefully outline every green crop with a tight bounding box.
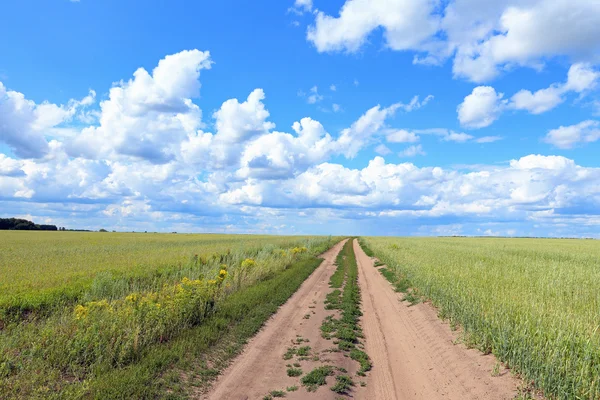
[362,236,600,400]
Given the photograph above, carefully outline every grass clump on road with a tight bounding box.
[331,375,354,394]
[301,366,335,392]
[319,240,372,376]
[361,236,600,400]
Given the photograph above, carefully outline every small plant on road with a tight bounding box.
[331,375,354,394]
[301,366,335,392]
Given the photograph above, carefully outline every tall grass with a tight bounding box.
[0,232,339,398]
[0,231,332,322]
[362,236,600,399]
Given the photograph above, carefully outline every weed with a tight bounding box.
[286,385,298,392]
[296,346,311,356]
[286,367,303,377]
[283,347,296,360]
[492,361,501,377]
[301,366,335,392]
[331,375,354,394]
[270,390,286,397]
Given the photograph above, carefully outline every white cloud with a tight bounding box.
[459,63,600,128]
[336,103,401,158]
[399,144,425,157]
[307,0,440,53]
[330,84,337,91]
[399,95,434,112]
[510,63,599,114]
[332,103,341,112]
[386,129,419,143]
[67,49,212,163]
[236,117,333,179]
[543,120,600,149]
[307,86,324,104]
[475,136,503,143]
[442,131,474,142]
[292,0,312,13]
[510,86,564,114]
[4,48,599,236]
[0,82,94,158]
[452,0,600,82]
[305,0,600,83]
[374,144,392,155]
[457,86,505,128]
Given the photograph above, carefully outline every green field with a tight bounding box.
[0,231,339,398]
[0,231,336,319]
[361,237,600,400]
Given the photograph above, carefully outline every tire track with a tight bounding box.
[354,239,519,400]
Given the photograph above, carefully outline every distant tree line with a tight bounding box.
[0,218,58,231]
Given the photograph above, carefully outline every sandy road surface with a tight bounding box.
[354,239,519,400]
[203,239,352,400]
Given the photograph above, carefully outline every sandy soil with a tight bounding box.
[353,239,519,400]
[203,239,353,400]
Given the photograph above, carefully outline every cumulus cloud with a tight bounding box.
[236,117,333,179]
[3,48,599,236]
[510,63,599,114]
[305,0,600,83]
[458,63,600,128]
[307,0,440,54]
[67,49,212,163]
[457,86,506,128]
[216,154,600,231]
[0,82,95,158]
[543,120,600,149]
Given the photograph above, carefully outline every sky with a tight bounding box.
[1,0,600,237]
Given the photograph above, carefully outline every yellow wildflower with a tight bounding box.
[74,304,88,320]
[241,258,256,269]
[125,293,139,303]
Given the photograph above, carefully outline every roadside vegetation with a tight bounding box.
[0,231,332,323]
[361,236,600,400]
[0,232,339,398]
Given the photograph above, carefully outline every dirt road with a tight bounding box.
[353,239,519,400]
[203,239,353,400]
[203,238,521,400]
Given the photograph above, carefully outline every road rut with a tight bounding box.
[354,238,519,400]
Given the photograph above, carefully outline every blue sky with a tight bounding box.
[1,0,600,236]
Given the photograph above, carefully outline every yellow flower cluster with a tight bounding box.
[74,304,88,320]
[291,246,308,254]
[241,258,256,269]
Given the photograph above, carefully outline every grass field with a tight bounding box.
[0,231,339,398]
[361,237,600,400]
[0,231,335,321]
